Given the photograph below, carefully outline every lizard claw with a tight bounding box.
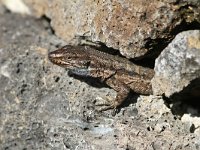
[95,102,119,116]
[96,106,119,116]
[95,105,114,112]
[112,107,120,116]
[94,96,117,113]
[94,96,121,116]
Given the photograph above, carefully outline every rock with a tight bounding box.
[152,30,200,97]
[1,0,31,14]
[1,0,200,58]
[182,114,200,135]
[1,7,200,150]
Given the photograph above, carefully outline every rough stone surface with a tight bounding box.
[152,30,200,97]
[1,12,200,150]
[182,114,200,135]
[1,0,200,58]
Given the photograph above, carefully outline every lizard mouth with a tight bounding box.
[48,52,70,65]
[48,50,90,69]
[48,51,83,68]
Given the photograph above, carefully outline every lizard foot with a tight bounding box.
[95,105,119,116]
[94,96,119,115]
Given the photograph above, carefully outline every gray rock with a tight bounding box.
[152,30,200,97]
[1,11,200,150]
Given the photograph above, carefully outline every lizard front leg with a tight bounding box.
[96,76,130,113]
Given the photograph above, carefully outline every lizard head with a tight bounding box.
[48,45,91,69]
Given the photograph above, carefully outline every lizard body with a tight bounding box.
[49,45,154,110]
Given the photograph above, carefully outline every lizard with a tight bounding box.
[48,45,154,112]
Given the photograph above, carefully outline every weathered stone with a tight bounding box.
[1,12,200,149]
[152,30,200,97]
[1,0,199,58]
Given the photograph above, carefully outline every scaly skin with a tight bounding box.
[49,45,154,111]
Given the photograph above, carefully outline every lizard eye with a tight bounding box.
[67,56,72,60]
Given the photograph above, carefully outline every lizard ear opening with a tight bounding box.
[85,61,91,67]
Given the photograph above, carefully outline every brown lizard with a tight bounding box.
[48,45,154,112]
